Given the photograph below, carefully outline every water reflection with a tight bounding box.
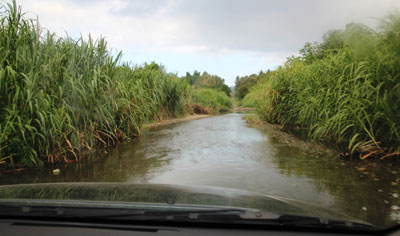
[0,136,174,184]
[0,113,399,227]
[254,122,400,227]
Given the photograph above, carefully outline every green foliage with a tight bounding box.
[115,62,192,123]
[182,70,233,112]
[183,71,231,96]
[234,72,265,99]
[251,13,400,157]
[192,88,233,113]
[235,71,272,107]
[0,1,194,167]
[237,91,257,108]
[299,23,375,65]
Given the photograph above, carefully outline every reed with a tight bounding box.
[0,1,206,167]
[247,14,400,158]
[192,88,233,113]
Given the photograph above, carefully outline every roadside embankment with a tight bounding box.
[143,115,212,129]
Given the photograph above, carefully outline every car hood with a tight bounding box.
[0,182,362,223]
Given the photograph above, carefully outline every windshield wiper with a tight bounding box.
[0,202,380,232]
[0,204,269,220]
[276,214,380,232]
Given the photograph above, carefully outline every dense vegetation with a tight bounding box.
[234,73,260,100]
[192,88,232,113]
[182,71,232,113]
[238,14,400,158]
[182,71,231,96]
[0,1,231,167]
[234,71,271,107]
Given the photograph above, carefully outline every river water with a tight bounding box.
[1,113,399,227]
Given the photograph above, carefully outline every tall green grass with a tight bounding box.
[192,88,233,113]
[250,14,400,158]
[237,88,258,108]
[235,71,270,108]
[234,73,260,100]
[0,1,198,167]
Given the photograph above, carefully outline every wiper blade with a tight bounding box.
[0,201,380,232]
[0,201,279,223]
[86,208,249,220]
[276,214,380,232]
[0,202,267,219]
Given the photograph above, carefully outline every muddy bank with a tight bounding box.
[235,107,257,112]
[143,115,212,129]
[232,104,257,114]
[242,114,340,158]
[244,114,400,161]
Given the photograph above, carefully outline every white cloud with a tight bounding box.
[15,0,400,84]
[21,0,400,53]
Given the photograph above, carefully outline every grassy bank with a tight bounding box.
[192,88,233,113]
[238,14,400,159]
[0,1,231,168]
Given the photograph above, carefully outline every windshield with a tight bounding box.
[0,0,399,231]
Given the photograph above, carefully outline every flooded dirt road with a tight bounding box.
[1,113,399,227]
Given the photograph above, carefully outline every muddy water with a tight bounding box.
[1,113,399,227]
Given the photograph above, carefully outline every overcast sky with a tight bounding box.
[17,0,400,86]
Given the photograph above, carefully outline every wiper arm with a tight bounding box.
[87,208,249,220]
[0,203,252,218]
[0,202,380,232]
[0,203,278,222]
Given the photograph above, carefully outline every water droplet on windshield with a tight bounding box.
[362,207,367,211]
